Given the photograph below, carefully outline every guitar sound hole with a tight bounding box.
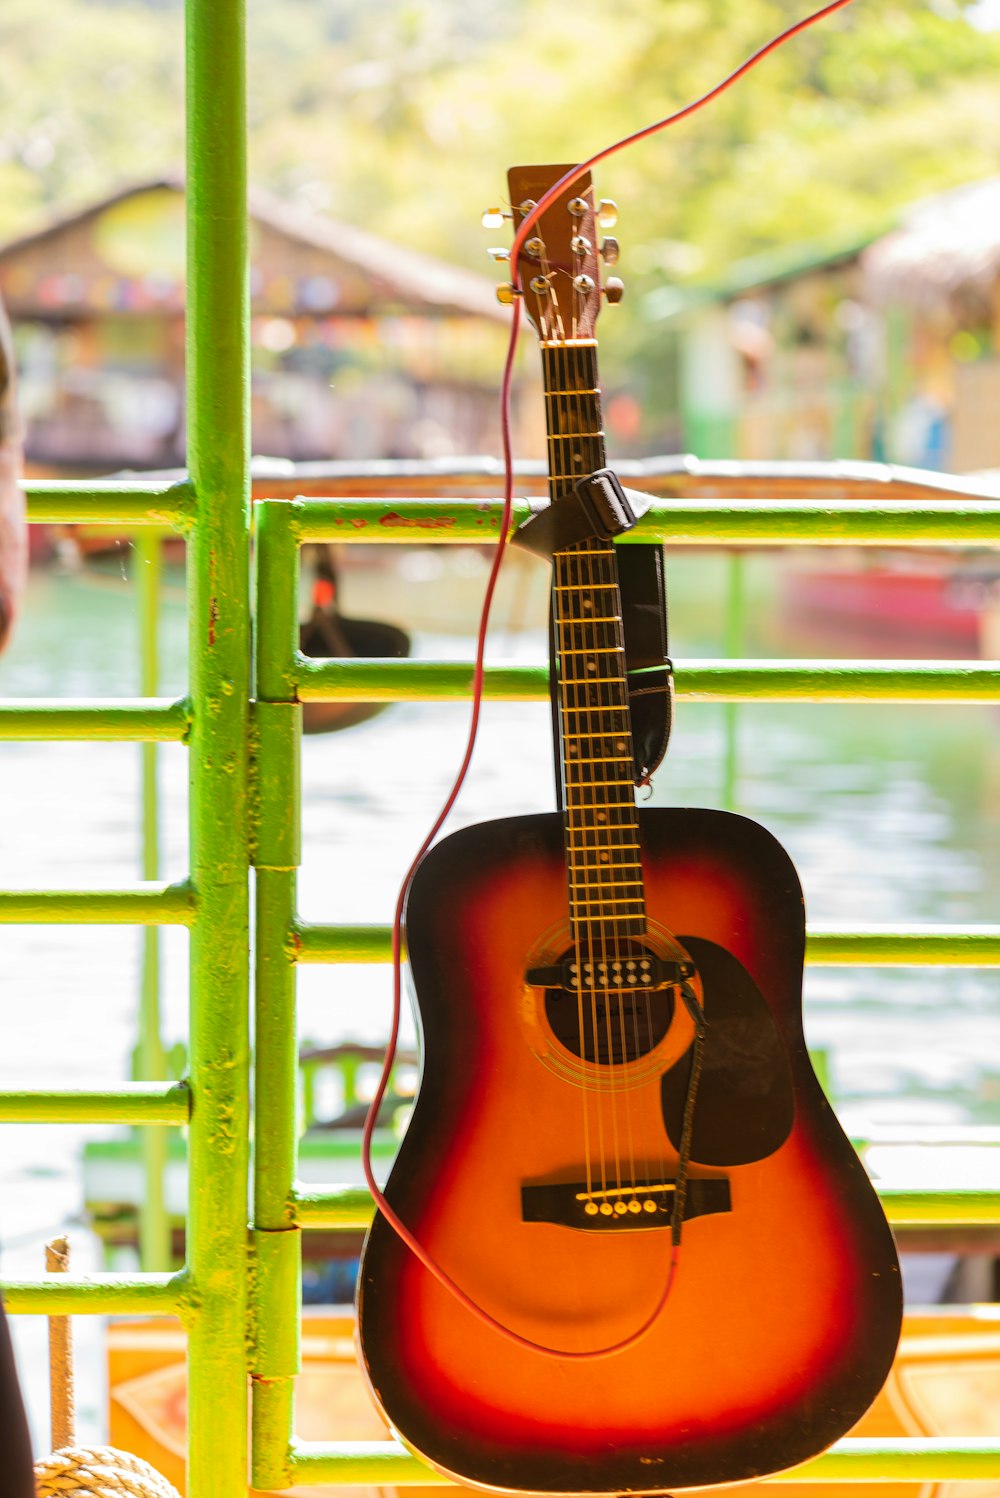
[544,946,674,1065]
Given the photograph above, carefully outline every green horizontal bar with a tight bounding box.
[23,479,195,529]
[878,1188,1000,1225]
[0,1082,190,1124]
[777,1437,1000,1482]
[292,1188,374,1230]
[292,923,396,964]
[292,924,1000,968]
[1,1272,183,1316]
[295,659,1000,705]
[288,1438,1000,1485]
[291,1444,450,1485]
[0,881,195,925]
[291,1184,995,1234]
[681,661,1000,702]
[293,497,531,544]
[808,925,1000,965]
[0,698,191,742]
[289,497,1000,547]
[296,658,544,702]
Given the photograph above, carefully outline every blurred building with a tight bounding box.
[0,178,513,474]
[651,175,1000,474]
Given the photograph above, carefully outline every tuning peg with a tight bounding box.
[597,199,619,229]
[603,277,625,304]
[600,237,620,266]
[487,247,510,262]
[495,283,522,305]
[481,207,510,228]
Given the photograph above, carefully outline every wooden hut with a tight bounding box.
[862,175,1000,474]
[0,178,513,474]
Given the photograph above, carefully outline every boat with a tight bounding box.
[297,545,410,735]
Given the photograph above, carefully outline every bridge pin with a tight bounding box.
[600,1203,614,1216]
[614,1201,628,1215]
[643,1200,658,1213]
[628,1200,642,1214]
[584,1202,599,1216]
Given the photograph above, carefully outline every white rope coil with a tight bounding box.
[34,1445,181,1498]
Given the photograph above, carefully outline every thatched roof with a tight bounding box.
[862,176,1000,308]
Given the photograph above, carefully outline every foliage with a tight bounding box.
[2,0,1000,386]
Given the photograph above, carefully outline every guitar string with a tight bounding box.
[557,346,601,1200]
[577,337,640,1204]
[562,336,635,1209]
[559,346,614,1201]
[561,538,607,1195]
[561,342,615,1194]
[548,346,601,1197]
[571,338,664,1205]
[576,368,629,1205]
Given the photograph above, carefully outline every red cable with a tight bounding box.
[363,0,858,1359]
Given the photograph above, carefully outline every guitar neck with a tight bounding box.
[544,340,646,944]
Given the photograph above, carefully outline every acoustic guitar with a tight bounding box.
[357,165,902,1493]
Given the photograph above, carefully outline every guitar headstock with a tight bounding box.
[485,165,622,343]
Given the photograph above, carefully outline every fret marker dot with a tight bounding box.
[583,598,592,611]
[616,740,627,752]
[596,812,607,823]
[586,660,597,673]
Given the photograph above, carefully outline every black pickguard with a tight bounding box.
[661,935,794,1166]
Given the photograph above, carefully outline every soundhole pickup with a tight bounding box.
[521,1177,730,1231]
[526,955,694,994]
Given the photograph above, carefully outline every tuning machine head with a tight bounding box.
[603,276,625,305]
[600,236,620,266]
[481,207,511,228]
[597,199,619,229]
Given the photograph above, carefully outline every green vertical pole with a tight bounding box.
[135,527,170,1271]
[721,551,745,810]
[251,508,303,1489]
[185,0,251,1494]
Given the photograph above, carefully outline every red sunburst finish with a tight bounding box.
[358,807,902,1493]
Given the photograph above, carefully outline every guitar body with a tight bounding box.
[358,807,902,1493]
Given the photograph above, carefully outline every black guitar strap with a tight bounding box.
[513,469,673,801]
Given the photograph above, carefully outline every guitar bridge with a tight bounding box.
[521,1177,730,1231]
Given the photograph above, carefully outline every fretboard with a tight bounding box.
[544,341,645,945]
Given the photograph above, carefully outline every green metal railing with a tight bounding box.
[250,494,1000,1488]
[2,1,1000,1491]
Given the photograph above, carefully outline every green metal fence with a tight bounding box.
[3,0,1000,1491]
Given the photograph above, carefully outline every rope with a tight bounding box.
[34,1446,181,1498]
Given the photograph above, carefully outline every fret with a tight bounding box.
[566,807,637,820]
[567,837,641,849]
[564,775,634,787]
[558,646,624,657]
[561,704,630,717]
[568,910,649,922]
[574,886,643,898]
[569,877,644,891]
[564,755,632,766]
[546,388,600,397]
